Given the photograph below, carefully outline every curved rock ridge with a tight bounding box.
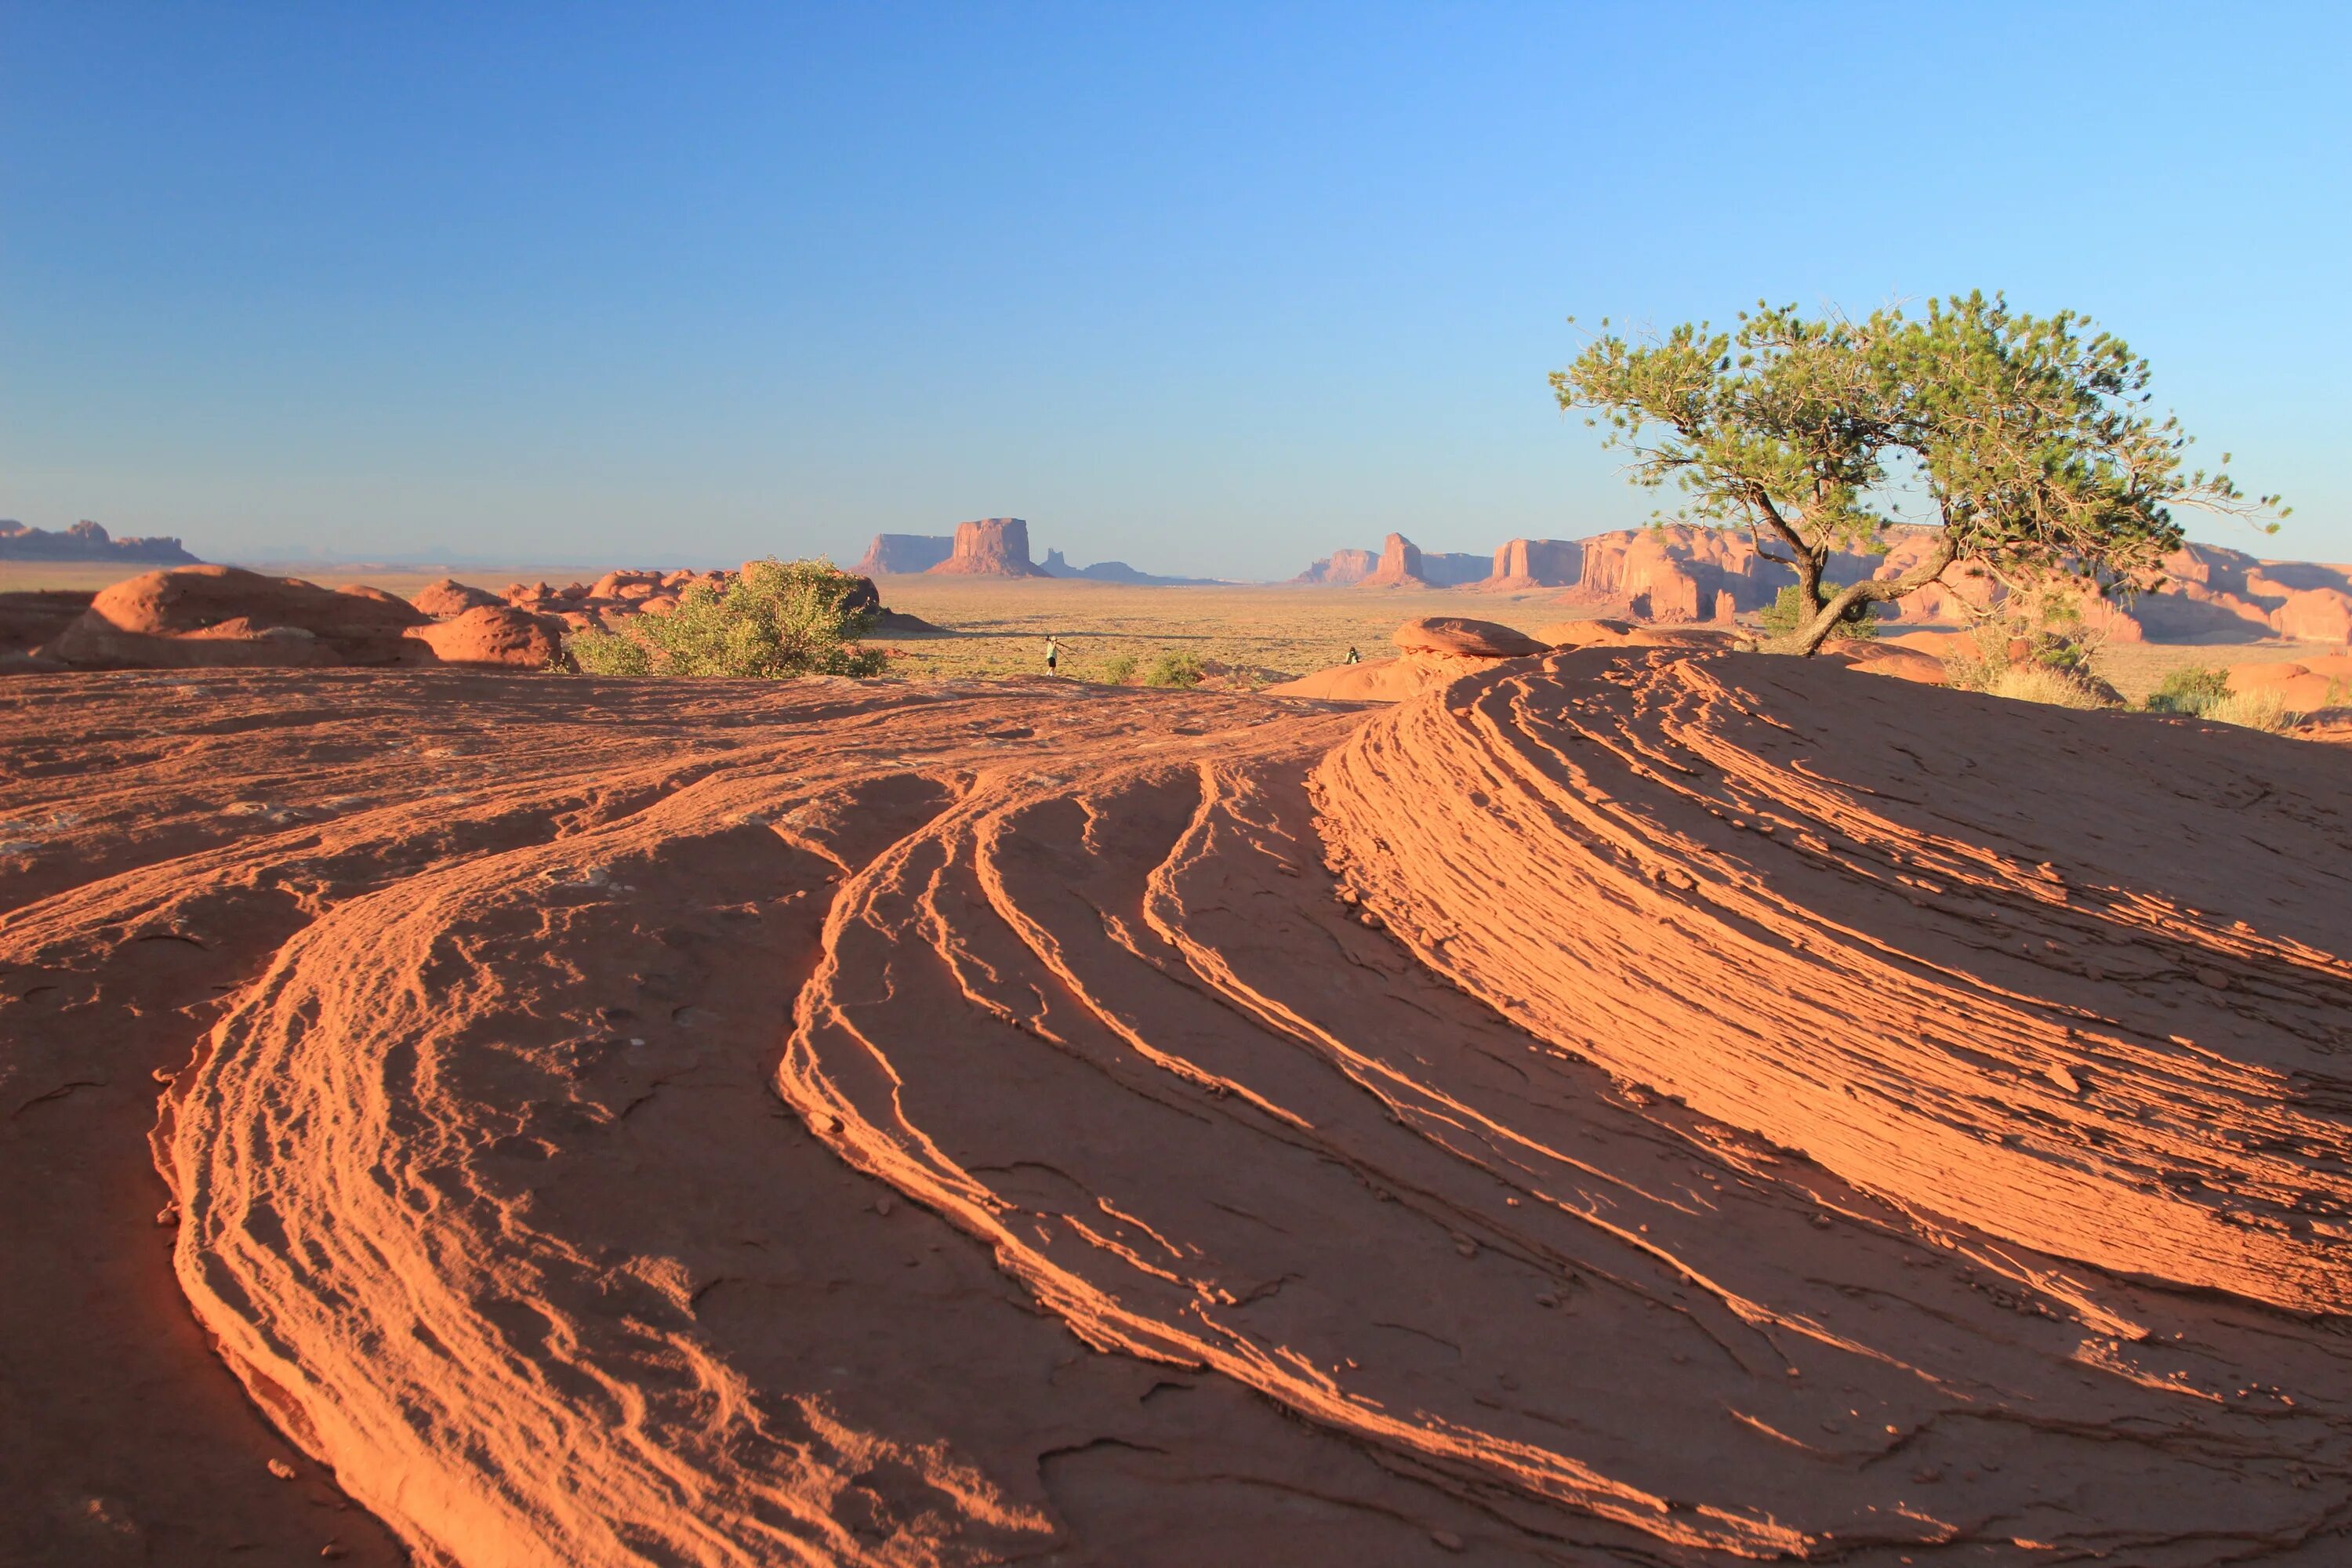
[1316,648,2352,1313]
[5,660,2350,1563]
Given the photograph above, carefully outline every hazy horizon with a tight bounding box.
[5,3,2346,577]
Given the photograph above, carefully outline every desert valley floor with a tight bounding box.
[4,640,2350,1566]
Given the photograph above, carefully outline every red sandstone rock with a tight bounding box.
[1391,616,1546,658]
[412,579,502,618]
[402,605,566,668]
[924,518,1050,577]
[49,567,429,669]
[10,656,2352,1563]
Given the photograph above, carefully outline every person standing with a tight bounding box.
[1045,636,1060,676]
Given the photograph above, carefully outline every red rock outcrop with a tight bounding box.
[925,517,1051,577]
[412,578,502,617]
[855,534,957,575]
[1391,615,1546,658]
[9,654,2352,1563]
[20,567,564,671]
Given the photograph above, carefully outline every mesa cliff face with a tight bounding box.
[1487,537,1583,589]
[1290,547,1380,586]
[1359,532,1490,588]
[925,517,1051,577]
[9,647,2351,1564]
[854,534,956,575]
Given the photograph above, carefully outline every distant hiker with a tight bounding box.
[1045,636,1060,676]
[1345,644,1362,665]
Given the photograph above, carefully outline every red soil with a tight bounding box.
[5,652,2350,1565]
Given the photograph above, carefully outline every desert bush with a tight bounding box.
[1985,664,2118,710]
[2143,666,2230,716]
[569,557,887,679]
[1096,653,1139,686]
[1144,652,1204,688]
[2201,690,2291,732]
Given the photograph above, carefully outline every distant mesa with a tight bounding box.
[1487,538,1584,590]
[1290,547,1380,586]
[926,518,1052,578]
[853,534,956,575]
[1361,532,1490,589]
[855,521,1208,584]
[1040,547,1221,586]
[1282,526,2352,644]
[0,518,200,564]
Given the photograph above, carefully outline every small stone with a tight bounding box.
[268,1458,297,1481]
[2193,967,2230,991]
[1429,1528,1466,1552]
[154,1203,179,1227]
[320,1545,350,1561]
[875,1197,895,1217]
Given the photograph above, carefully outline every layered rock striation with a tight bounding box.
[6,651,2352,1563]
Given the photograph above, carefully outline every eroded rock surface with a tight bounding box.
[4,655,2350,1565]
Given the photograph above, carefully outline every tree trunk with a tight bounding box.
[1771,535,1958,655]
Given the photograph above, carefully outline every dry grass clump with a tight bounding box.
[2201,690,2292,733]
[1984,663,2118,710]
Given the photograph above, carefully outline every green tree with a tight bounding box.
[569,557,888,678]
[1552,293,2283,655]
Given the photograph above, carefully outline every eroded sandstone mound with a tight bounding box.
[23,566,564,671]
[5,653,2350,1564]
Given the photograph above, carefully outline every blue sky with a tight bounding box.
[4,2,2346,576]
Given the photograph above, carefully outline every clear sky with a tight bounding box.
[5,2,2347,577]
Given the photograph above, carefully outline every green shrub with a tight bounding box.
[1759,584,1877,642]
[568,557,887,679]
[1144,652,1204,688]
[2143,666,2230,716]
[1096,653,1139,686]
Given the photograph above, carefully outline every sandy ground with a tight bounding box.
[5,650,2349,1565]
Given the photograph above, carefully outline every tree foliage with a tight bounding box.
[568,557,888,678]
[1552,292,2285,654]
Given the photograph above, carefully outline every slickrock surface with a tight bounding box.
[4,651,2350,1566]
